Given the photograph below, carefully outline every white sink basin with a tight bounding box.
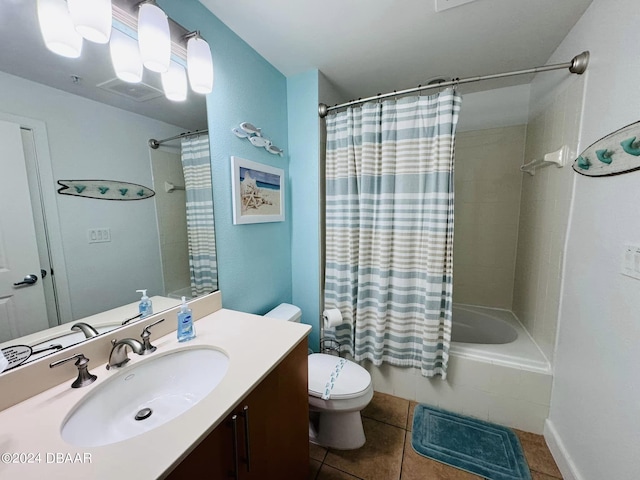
[61,347,229,447]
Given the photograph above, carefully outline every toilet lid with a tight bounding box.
[308,353,371,400]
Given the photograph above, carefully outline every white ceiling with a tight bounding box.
[0,0,593,128]
[199,0,593,102]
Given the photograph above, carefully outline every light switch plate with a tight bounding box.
[87,228,111,244]
[621,243,640,279]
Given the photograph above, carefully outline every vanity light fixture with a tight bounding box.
[68,0,113,44]
[161,61,188,101]
[35,0,215,101]
[37,0,83,58]
[137,1,171,73]
[186,32,214,94]
[109,28,143,83]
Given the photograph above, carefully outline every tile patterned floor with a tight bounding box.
[309,392,563,480]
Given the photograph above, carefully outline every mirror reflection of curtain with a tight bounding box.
[180,135,218,296]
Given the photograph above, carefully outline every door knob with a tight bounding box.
[13,274,38,287]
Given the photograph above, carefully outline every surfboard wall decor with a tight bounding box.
[57,180,155,200]
[573,120,640,177]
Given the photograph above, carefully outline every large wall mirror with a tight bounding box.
[0,1,218,371]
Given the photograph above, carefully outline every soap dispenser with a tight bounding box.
[137,289,153,318]
[177,296,195,342]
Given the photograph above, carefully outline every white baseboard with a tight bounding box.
[543,419,583,480]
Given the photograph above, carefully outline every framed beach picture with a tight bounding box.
[230,156,285,224]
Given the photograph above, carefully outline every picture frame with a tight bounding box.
[230,156,285,224]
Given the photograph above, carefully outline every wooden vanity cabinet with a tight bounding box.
[166,340,309,479]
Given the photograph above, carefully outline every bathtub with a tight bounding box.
[450,304,550,373]
[362,304,553,433]
[451,305,518,344]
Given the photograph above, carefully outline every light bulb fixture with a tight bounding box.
[137,1,171,73]
[186,32,213,94]
[161,61,188,102]
[37,0,83,58]
[109,29,143,83]
[68,0,112,44]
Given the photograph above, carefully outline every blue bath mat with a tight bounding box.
[412,405,531,480]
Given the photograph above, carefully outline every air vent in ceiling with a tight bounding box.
[435,0,478,12]
[96,78,163,102]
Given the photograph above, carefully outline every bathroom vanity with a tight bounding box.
[0,292,311,479]
[168,340,308,479]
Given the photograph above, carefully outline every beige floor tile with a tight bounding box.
[531,471,563,480]
[310,458,322,479]
[325,418,405,480]
[362,391,410,429]
[514,429,563,478]
[317,464,363,480]
[407,401,418,431]
[401,435,484,480]
[310,442,328,462]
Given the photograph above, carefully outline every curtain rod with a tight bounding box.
[318,51,589,118]
[148,128,209,149]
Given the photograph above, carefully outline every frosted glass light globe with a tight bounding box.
[109,29,143,83]
[68,0,112,44]
[161,62,188,102]
[138,3,171,73]
[187,36,214,94]
[37,0,83,58]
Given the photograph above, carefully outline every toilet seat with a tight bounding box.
[308,353,371,400]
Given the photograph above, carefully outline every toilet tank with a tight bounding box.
[264,303,302,322]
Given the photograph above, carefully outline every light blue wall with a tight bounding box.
[161,0,291,314]
[287,71,321,350]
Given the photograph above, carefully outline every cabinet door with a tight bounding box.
[165,415,234,479]
[166,339,309,479]
[240,340,309,479]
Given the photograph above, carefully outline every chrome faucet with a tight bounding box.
[71,322,99,339]
[50,353,97,388]
[107,338,144,369]
[140,318,165,354]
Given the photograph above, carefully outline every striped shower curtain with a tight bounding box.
[324,89,461,378]
[181,135,218,296]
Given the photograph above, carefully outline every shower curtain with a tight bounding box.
[324,89,461,378]
[181,134,218,296]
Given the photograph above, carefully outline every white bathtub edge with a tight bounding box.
[544,418,584,480]
[449,347,551,374]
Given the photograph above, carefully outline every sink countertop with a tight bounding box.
[0,308,311,479]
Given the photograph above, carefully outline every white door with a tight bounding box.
[0,120,49,343]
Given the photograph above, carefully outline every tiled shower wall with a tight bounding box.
[453,125,526,308]
[512,76,585,363]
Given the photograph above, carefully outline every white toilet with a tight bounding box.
[265,303,374,450]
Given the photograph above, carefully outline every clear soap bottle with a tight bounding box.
[137,289,153,318]
[177,296,195,342]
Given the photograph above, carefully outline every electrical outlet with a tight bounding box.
[87,228,111,244]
